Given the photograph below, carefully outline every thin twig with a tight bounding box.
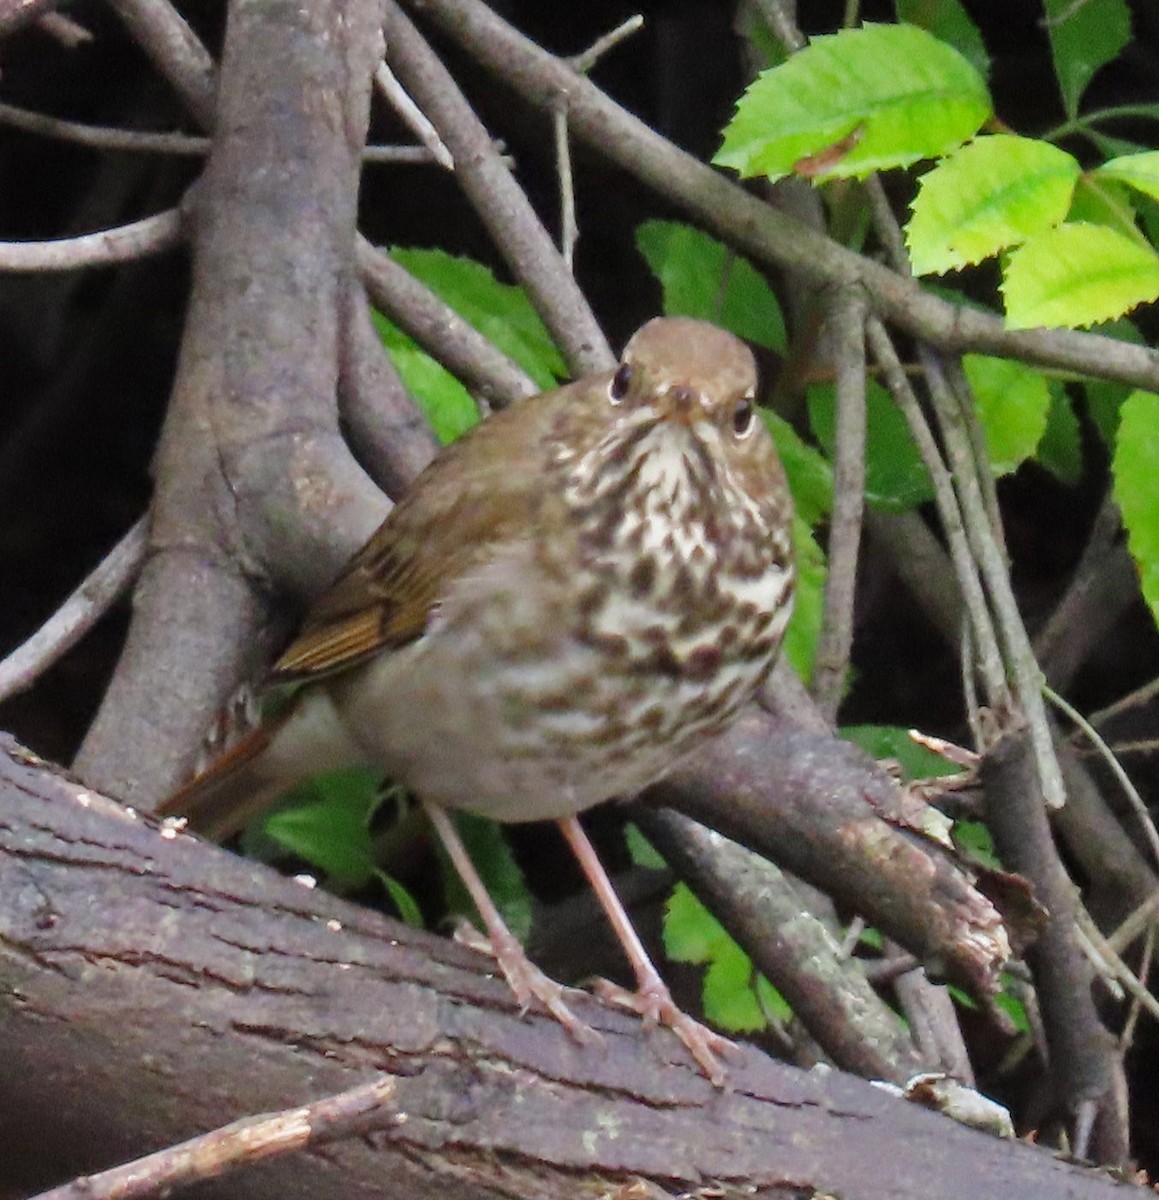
[29,1076,399,1200]
[811,286,868,721]
[382,2,613,375]
[553,107,578,271]
[0,102,436,162]
[1119,922,1155,1051]
[751,0,807,51]
[0,208,184,272]
[0,101,207,154]
[1045,685,1159,870]
[103,0,217,130]
[0,519,148,704]
[566,14,644,74]
[865,318,1008,704]
[373,59,454,169]
[922,351,1066,808]
[356,235,540,406]
[36,11,93,47]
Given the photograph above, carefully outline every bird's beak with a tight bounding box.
[655,384,707,427]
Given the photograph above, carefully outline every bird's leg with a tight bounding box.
[556,814,738,1086]
[423,800,597,1042]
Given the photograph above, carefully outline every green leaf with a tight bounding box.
[1068,175,1137,233]
[1002,222,1159,329]
[636,220,786,352]
[702,940,769,1034]
[762,411,833,526]
[437,812,532,942]
[954,819,1001,869]
[807,379,935,511]
[715,23,991,184]
[1112,390,1159,628]
[1096,151,1159,205]
[841,725,966,779]
[1085,377,1131,448]
[783,517,826,682]
[390,248,566,388]
[373,869,425,928]
[373,317,480,445]
[663,884,782,1034]
[1043,0,1131,119]
[624,823,667,871]
[906,136,1080,275]
[962,354,1051,474]
[1036,389,1084,484]
[263,768,382,892]
[894,0,990,81]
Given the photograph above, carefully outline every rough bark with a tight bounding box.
[0,733,1136,1200]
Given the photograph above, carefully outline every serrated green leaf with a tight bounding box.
[894,0,990,81]
[807,379,934,511]
[1096,151,1159,204]
[841,725,966,779]
[263,768,382,891]
[391,248,566,388]
[1002,222,1159,329]
[373,318,480,445]
[438,812,532,941]
[662,884,781,1034]
[1112,390,1159,628]
[663,882,721,964]
[962,354,1051,474]
[636,220,786,352]
[1043,0,1131,119]
[783,517,826,682]
[906,136,1080,275]
[1036,388,1084,484]
[1068,175,1136,232]
[715,23,991,184]
[762,411,833,526]
[702,941,767,1033]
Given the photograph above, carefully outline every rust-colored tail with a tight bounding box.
[159,709,295,841]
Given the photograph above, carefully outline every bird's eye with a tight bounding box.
[732,395,756,438]
[609,363,633,404]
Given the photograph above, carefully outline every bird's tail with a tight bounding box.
[158,710,298,841]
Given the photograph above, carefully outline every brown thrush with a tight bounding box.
[163,315,796,1083]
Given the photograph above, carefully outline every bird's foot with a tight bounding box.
[592,975,738,1086]
[453,919,600,1044]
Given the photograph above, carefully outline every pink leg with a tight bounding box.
[423,801,596,1042]
[556,815,737,1085]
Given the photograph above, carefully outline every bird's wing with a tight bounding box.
[270,388,576,681]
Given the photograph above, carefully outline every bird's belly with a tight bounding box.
[325,627,744,823]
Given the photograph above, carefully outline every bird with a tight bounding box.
[162,315,796,1084]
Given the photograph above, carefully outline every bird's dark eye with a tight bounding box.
[609,363,633,404]
[732,396,755,438]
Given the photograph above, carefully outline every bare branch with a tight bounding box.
[811,286,868,721]
[339,278,439,498]
[373,59,454,168]
[382,2,614,374]
[0,209,183,272]
[0,101,437,162]
[31,1077,399,1200]
[357,235,540,406]
[635,806,928,1083]
[104,0,217,129]
[0,519,147,704]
